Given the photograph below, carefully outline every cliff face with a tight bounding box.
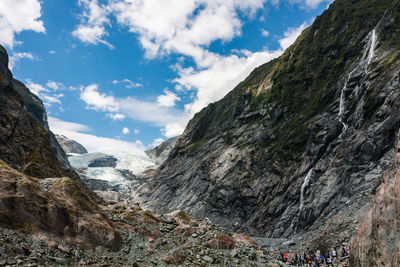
[0,45,73,178]
[146,136,180,165]
[137,0,400,245]
[55,134,88,154]
[349,131,400,266]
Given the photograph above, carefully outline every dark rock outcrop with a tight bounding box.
[55,134,88,154]
[88,155,117,167]
[0,45,73,178]
[146,136,180,165]
[137,0,400,249]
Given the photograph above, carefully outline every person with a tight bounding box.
[346,246,350,256]
[284,253,288,262]
[280,251,284,262]
[327,256,332,265]
[332,248,337,263]
[301,254,305,266]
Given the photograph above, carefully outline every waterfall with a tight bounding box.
[337,29,378,139]
[367,29,377,66]
[337,72,353,138]
[299,169,313,214]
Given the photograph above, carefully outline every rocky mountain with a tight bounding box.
[55,134,88,154]
[0,46,73,178]
[146,136,180,165]
[137,0,400,251]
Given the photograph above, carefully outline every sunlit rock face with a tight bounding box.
[55,134,88,155]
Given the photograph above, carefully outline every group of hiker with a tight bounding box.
[279,245,350,266]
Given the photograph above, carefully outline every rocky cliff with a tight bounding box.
[55,134,88,154]
[146,136,180,165]
[137,0,400,249]
[0,45,73,178]
[349,130,400,266]
[0,45,122,251]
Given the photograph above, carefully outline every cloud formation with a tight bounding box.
[26,80,65,106]
[0,0,45,48]
[48,116,145,152]
[79,84,187,137]
[9,52,37,70]
[157,89,181,107]
[72,0,114,49]
[112,78,143,88]
[73,1,312,138]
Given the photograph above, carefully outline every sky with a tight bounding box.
[0,0,332,152]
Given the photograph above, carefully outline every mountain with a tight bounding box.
[137,0,400,251]
[146,136,180,165]
[0,46,73,178]
[55,134,88,154]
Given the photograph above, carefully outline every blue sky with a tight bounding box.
[1,0,332,152]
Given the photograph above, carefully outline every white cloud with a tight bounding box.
[278,22,308,50]
[292,0,332,9]
[151,137,164,148]
[49,116,145,152]
[80,84,118,112]
[73,1,310,138]
[73,0,265,55]
[122,127,130,134]
[26,80,65,106]
[157,89,181,107]
[112,78,143,88]
[111,0,265,60]
[79,83,187,138]
[134,129,140,134]
[42,94,62,104]
[9,52,37,70]
[72,0,114,49]
[26,80,48,95]
[46,80,64,90]
[0,0,45,48]
[107,113,125,121]
[48,50,56,54]
[261,29,269,37]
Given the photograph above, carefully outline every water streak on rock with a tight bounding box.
[367,29,378,66]
[299,169,313,214]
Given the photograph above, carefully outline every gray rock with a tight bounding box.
[55,134,88,154]
[136,0,400,252]
[88,155,117,167]
[146,136,180,165]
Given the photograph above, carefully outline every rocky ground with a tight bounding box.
[0,202,285,266]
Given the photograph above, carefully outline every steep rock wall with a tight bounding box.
[0,45,73,178]
[137,0,400,246]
